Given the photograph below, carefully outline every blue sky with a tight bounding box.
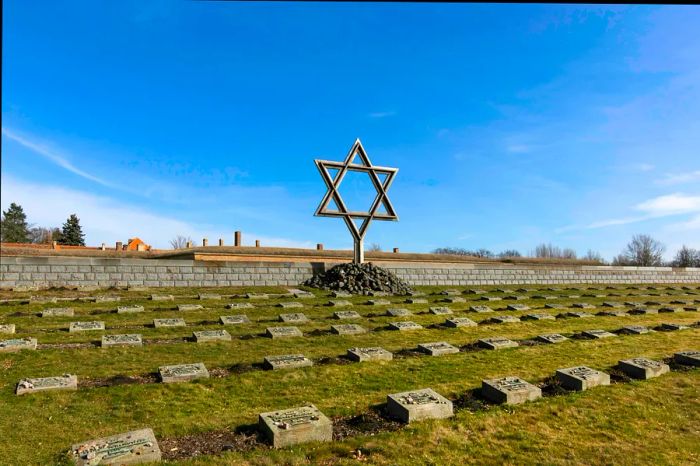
[2,2,700,259]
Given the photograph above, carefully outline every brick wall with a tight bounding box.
[1,256,699,290]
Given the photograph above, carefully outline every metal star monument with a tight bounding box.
[314,139,398,264]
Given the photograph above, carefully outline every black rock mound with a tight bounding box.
[303,263,413,295]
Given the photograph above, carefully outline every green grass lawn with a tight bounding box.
[1,284,699,465]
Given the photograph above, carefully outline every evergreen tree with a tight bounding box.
[59,214,86,246]
[0,203,30,243]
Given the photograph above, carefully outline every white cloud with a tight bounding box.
[635,193,700,215]
[655,170,700,186]
[0,176,314,250]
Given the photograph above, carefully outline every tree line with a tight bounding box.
[0,203,86,246]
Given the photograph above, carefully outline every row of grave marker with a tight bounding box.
[67,350,700,464]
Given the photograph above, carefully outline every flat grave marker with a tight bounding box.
[279,313,309,323]
[386,308,412,317]
[620,325,650,335]
[481,296,502,301]
[193,329,232,343]
[266,326,304,339]
[0,337,37,353]
[41,307,74,317]
[227,302,254,309]
[572,303,595,309]
[367,291,390,297]
[220,315,251,325]
[258,404,332,448]
[417,341,460,356]
[159,363,210,383]
[674,350,700,366]
[330,324,367,335]
[245,293,269,299]
[441,297,466,304]
[477,337,518,350]
[333,310,361,320]
[69,321,105,332]
[178,304,203,311]
[405,298,428,304]
[331,291,352,298]
[117,305,144,314]
[263,354,313,370]
[444,317,477,328]
[198,293,221,300]
[618,358,669,380]
[658,306,679,313]
[629,308,658,315]
[71,428,161,466]
[536,333,568,344]
[95,296,121,303]
[504,295,527,301]
[153,318,186,328]
[466,289,487,295]
[482,376,542,404]
[389,321,423,331]
[277,302,304,309]
[0,324,16,334]
[581,329,617,339]
[386,388,454,423]
[101,334,143,347]
[506,304,530,311]
[16,374,78,395]
[490,315,520,324]
[521,313,555,321]
[545,303,565,309]
[347,346,393,362]
[660,322,689,331]
[470,305,494,313]
[367,299,391,306]
[429,306,453,315]
[556,366,610,391]
[438,290,460,296]
[151,294,174,301]
[597,311,628,317]
[329,300,352,307]
[602,302,624,308]
[561,311,594,319]
[287,289,314,299]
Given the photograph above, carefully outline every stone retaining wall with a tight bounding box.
[1,256,699,289]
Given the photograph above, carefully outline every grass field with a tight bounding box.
[1,284,699,465]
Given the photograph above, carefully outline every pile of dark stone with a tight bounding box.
[303,262,413,295]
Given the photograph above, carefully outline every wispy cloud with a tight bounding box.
[655,170,700,186]
[1,127,118,189]
[368,111,396,119]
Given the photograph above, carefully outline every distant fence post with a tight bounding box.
[234,231,242,247]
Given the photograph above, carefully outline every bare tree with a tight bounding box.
[498,249,521,258]
[367,243,382,252]
[672,245,700,267]
[583,249,605,264]
[561,248,577,259]
[29,226,61,244]
[170,235,192,249]
[532,243,577,259]
[620,234,665,266]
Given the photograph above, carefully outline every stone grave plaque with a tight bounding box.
[481,296,502,301]
[516,288,534,293]
[193,329,232,343]
[178,304,203,311]
[245,293,269,299]
[331,291,352,298]
[386,308,412,317]
[618,358,669,380]
[0,324,16,334]
[102,334,142,347]
[623,301,642,307]
[41,307,75,317]
[490,315,520,324]
[629,308,658,315]
[151,294,174,301]
[263,354,313,370]
[333,310,361,320]
[347,346,393,362]
[506,304,530,311]
[367,291,390,297]
[198,293,221,300]
[220,315,251,325]
[386,388,454,423]
[477,337,518,350]
[259,404,332,448]
[545,303,565,309]
[329,300,352,307]
[117,305,144,314]
[658,306,679,313]
[441,297,466,304]
[482,376,542,404]
[572,303,595,309]
[277,302,304,309]
[521,313,555,321]
[404,298,428,304]
[536,333,568,344]
[330,324,367,335]
[78,297,97,303]
[0,338,37,353]
[389,321,423,331]
[16,374,77,395]
[597,311,628,317]
[153,318,186,328]
[69,321,105,332]
[71,428,161,465]
[660,323,689,331]
[555,366,610,391]
[417,341,459,356]
[674,350,700,366]
[466,289,487,295]
[367,299,391,306]
[95,296,121,303]
[438,290,460,296]
[159,363,210,383]
[563,311,594,319]
[645,301,662,306]
[619,325,650,335]
[504,295,527,301]
[127,285,147,291]
[287,289,314,299]
[496,288,514,293]
[429,306,453,315]
[407,291,425,297]
[470,305,493,313]
[227,302,254,309]
[602,302,624,308]
[279,313,309,323]
[581,329,617,339]
[266,326,303,339]
[444,317,477,328]
[670,300,691,305]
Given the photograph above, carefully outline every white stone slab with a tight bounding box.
[330,324,367,335]
[347,347,393,362]
[556,366,610,391]
[258,404,332,448]
[193,329,232,342]
[444,317,477,328]
[41,307,75,317]
[618,358,669,380]
[482,376,541,404]
[263,354,313,370]
[159,363,210,383]
[219,315,250,325]
[417,341,459,356]
[389,321,423,331]
[101,334,142,347]
[153,318,186,328]
[0,337,37,352]
[117,305,144,314]
[266,326,303,339]
[386,388,453,423]
[71,428,161,465]
[477,337,518,350]
[69,321,105,332]
[16,374,77,395]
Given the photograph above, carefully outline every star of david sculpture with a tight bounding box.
[314,139,398,264]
